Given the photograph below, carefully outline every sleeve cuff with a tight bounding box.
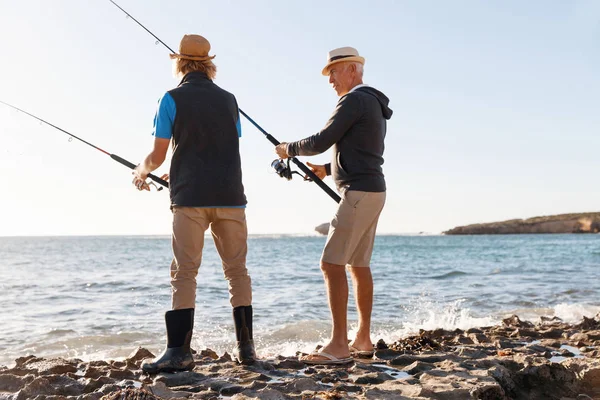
[325,163,331,176]
[286,142,296,157]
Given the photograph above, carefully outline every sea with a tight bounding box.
[1,234,599,367]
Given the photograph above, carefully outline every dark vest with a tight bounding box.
[168,72,246,207]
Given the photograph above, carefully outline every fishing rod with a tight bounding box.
[107,0,341,204]
[0,100,169,189]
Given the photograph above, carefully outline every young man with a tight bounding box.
[275,47,392,365]
[133,34,255,373]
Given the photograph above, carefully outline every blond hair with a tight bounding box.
[174,58,217,80]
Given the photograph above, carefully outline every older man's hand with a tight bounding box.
[275,143,289,159]
[306,162,327,180]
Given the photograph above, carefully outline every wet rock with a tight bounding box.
[334,383,362,392]
[354,372,394,384]
[273,358,304,370]
[453,335,475,345]
[402,361,434,376]
[21,357,79,375]
[375,338,388,349]
[145,381,192,398]
[0,373,31,391]
[220,384,244,396]
[570,333,590,343]
[503,315,534,328]
[575,316,600,330]
[126,347,155,364]
[469,333,490,344]
[101,388,162,399]
[84,366,107,379]
[154,370,206,387]
[469,382,506,399]
[389,354,444,367]
[83,376,113,393]
[540,328,565,339]
[198,349,219,360]
[280,377,323,393]
[108,368,136,380]
[456,347,488,359]
[495,339,520,349]
[374,348,402,360]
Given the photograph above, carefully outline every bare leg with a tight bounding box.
[306,261,351,360]
[348,266,373,351]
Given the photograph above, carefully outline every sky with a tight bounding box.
[0,0,599,236]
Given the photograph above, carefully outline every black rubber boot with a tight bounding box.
[232,305,256,365]
[141,308,195,374]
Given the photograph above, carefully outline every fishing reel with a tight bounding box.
[271,159,305,181]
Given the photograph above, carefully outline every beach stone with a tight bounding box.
[503,315,534,328]
[22,357,79,375]
[455,347,488,359]
[83,376,113,393]
[154,371,206,387]
[402,361,434,376]
[273,358,304,370]
[145,381,192,398]
[84,366,107,379]
[279,377,323,393]
[0,373,32,391]
[334,383,362,392]
[220,385,244,396]
[374,348,402,360]
[468,333,490,344]
[469,382,506,399]
[540,328,565,339]
[453,335,475,345]
[127,347,155,364]
[354,372,394,385]
[389,354,444,367]
[100,388,163,399]
[375,338,389,349]
[570,333,590,343]
[198,349,219,360]
[108,368,136,380]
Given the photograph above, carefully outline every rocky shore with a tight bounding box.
[2,314,600,400]
[444,212,600,235]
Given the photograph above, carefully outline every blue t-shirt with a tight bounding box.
[151,92,244,208]
[152,92,242,139]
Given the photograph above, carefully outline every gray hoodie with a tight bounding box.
[286,86,393,193]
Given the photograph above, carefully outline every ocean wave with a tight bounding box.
[428,271,468,280]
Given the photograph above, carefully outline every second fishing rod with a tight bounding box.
[107,0,341,204]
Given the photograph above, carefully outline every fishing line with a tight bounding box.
[0,100,168,189]
[107,0,341,203]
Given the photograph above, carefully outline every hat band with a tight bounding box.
[328,54,356,63]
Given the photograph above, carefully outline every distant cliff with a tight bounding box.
[444,212,600,235]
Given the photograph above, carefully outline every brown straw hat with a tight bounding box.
[169,34,216,61]
[321,46,365,76]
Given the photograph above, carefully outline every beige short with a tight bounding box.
[170,207,252,310]
[321,190,386,267]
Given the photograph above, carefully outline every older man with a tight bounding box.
[275,47,392,365]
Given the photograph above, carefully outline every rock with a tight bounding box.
[502,315,534,328]
[198,349,219,360]
[468,333,490,344]
[374,348,402,360]
[101,388,163,399]
[444,212,600,235]
[314,223,330,235]
[402,361,434,376]
[126,347,155,364]
[145,381,192,398]
[20,357,79,375]
[220,385,244,396]
[280,377,324,393]
[154,371,206,387]
[354,372,394,385]
[0,374,31,391]
[273,358,305,370]
[334,383,362,392]
[107,368,136,380]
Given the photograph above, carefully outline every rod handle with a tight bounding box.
[110,154,170,188]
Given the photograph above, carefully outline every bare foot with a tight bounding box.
[301,341,351,362]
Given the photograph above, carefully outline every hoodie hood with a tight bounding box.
[356,86,393,120]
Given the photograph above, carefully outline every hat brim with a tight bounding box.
[169,53,216,61]
[321,56,365,76]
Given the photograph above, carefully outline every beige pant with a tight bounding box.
[321,190,386,267]
[170,207,252,310]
